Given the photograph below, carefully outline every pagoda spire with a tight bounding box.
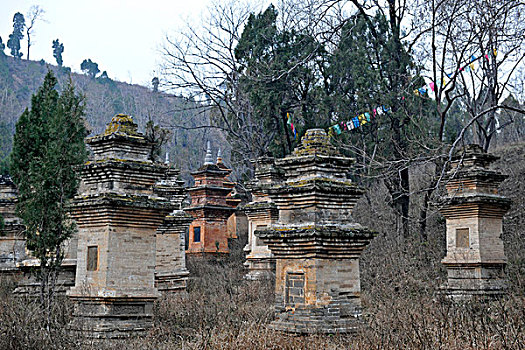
[204,141,214,165]
[216,148,223,164]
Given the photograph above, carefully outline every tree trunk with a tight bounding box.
[27,35,31,61]
[399,167,410,238]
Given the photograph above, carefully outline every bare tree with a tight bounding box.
[162,1,270,168]
[413,0,525,150]
[25,5,45,61]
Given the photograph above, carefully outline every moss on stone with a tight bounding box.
[103,114,139,136]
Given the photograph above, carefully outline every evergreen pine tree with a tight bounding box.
[7,12,25,59]
[52,39,64,66]
[0,36,5,55]
[10,71,88,325]
[80,58,100,78]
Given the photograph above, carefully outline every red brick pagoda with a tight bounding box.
[184,143,238,254]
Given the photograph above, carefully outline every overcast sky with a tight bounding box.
[1,0,214,87]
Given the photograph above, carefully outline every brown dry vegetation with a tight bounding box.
[0,144,524,349]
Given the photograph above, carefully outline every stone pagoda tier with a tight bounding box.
[256,129,376,334]
[184,143,237,255]
[154,166,192,292]
[243,156,282,280]
[439,144,511,300]
[67,114,172,338]
[0,176,26,275]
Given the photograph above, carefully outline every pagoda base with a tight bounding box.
[440,264,507,300]
[244,257,275,280]
[155,269,189,293]
[68,296,156,338]
[267,257,365,334]
[269,305,361,334]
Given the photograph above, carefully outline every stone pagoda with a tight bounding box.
[0,176,26,275]
[67,114,172,338]
[256,129,376,334]
[243,156,282,280]
[184,143,237,254]
[439,144,510,300]
[154,164,193,292]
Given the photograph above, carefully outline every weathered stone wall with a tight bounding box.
[155,210,191,292]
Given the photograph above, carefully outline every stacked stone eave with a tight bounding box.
[255,225,376,259]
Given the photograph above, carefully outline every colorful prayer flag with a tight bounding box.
[365,112,371,122]
[347,120,355,130]
[358,114,367,125]
[333,124,342,135]
[429,82,435,92]
[352,116,360,127]
[287,112,296,139]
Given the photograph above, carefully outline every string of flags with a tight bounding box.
[414,49,498,98]
[286,49,498,139]
[326,105,390,137]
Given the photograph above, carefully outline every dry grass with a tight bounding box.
[1,225,524,349]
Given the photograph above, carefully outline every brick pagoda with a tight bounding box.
[256,129,376,334]
[67,114,172,338]
[154,165,192,292]
[184,143,237,254]
[439,144,511,300]
[243,156,282,280]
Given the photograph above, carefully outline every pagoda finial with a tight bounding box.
[217,148,223,164]
[204,141,214,165]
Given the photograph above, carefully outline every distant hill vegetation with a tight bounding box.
[0,54,228,182]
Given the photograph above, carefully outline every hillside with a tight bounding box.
[0,54,228,183]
